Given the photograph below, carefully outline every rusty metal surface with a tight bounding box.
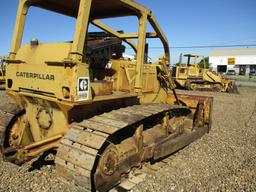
[55,103,209,191]
[0,93,64,163]
[167,92,213,130]
[0,80,5,90]
[0,93,23,162]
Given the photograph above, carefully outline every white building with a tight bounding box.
[209,48,256,75]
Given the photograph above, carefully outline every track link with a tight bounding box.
[0,84,5,90]
[111,157,173,191]
[0,77,5,90]
[188,81,222,92]
[55,104,191,191]
[0,92,22,162]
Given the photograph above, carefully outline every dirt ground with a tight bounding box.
[0,87,256,192]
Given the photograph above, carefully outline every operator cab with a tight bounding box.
[7,0,172,103]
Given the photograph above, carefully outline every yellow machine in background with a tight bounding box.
[0,1,213,191]
[174,54,238,93]
[0,56,6,90]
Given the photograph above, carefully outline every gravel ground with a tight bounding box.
[0,87,256,192]
[135,87,256,192]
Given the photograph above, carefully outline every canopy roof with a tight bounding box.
[11,0,170,64]
[30,0,145,19]
[183,54,202,58]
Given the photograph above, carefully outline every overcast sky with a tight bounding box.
[0,0,256,63]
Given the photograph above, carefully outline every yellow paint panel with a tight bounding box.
[228,58,235,65]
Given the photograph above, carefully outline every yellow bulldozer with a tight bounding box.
[0,0,213,191]
[0,56,6,90]
[174,54,238,93]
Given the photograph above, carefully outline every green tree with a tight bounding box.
[199,57,210,69]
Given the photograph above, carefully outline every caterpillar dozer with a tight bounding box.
[174,54,238,93]
[0,0,213,191]
[0,57,6,90]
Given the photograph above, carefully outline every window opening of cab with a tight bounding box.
[21,6,76,46]
[146,19,165,64]
[83,16,139,64]
[86,16,165,64]
[94,17,138,57]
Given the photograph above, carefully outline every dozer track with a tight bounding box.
[187,80,239,93]
[55,103,209,191]
[0,92,23,162]
[0,82,5,90]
